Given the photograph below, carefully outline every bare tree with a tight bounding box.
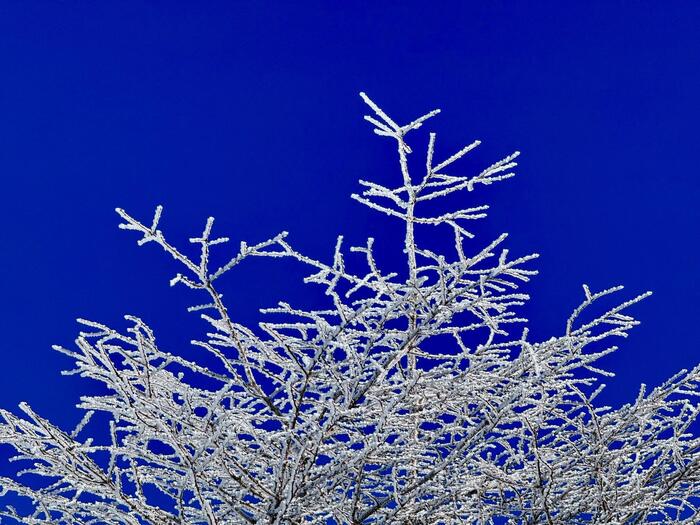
[1,94,698,524]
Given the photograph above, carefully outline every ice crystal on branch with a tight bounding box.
[0,94,698,524]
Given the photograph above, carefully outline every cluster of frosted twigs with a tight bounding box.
[0,95,698,524]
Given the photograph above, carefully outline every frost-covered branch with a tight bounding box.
[0,94,697,524]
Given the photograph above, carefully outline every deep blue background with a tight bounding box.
[0,1,698,443]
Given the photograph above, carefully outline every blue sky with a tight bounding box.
[0,0,698,438]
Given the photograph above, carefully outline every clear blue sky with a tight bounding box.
[0,1,698,435]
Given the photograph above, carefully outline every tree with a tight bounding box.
[1,94,698,525]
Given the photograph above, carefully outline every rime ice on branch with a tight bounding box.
[0,94,698,524]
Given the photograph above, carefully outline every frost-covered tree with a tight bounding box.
[1,94,699,524]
